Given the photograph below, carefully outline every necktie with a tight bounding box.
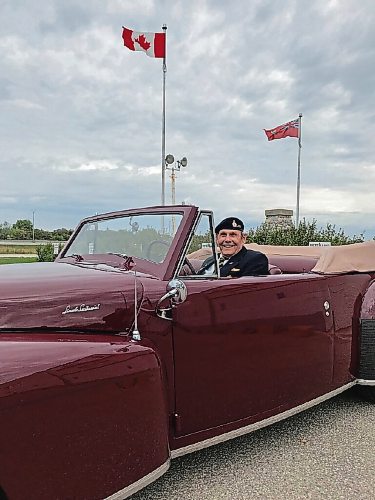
[218,255,226,268]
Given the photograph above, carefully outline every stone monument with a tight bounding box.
[265,209,294,229]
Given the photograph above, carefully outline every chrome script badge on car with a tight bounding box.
[62,304,101,315]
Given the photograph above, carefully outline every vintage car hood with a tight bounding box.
[0,261,146,332]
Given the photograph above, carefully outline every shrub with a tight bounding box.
[36,243,55,262]
[247,219,364,246]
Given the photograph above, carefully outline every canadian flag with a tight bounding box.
[122,27,166,58]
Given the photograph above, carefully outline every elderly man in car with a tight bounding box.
[199,217,269,277]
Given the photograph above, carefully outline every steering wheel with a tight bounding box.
[183,257,197,275]
[146,239,169,261]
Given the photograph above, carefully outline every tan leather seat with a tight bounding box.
[268,264,282,275]
[268,255,318,273]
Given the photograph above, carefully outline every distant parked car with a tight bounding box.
[0,205,375,499]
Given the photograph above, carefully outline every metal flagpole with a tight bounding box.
[296,113,303,226]
[161,24,167,206]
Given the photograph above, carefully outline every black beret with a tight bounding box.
[215,217,245,234]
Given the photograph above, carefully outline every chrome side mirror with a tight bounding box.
[167,279,187,304]
[156,279,187,320]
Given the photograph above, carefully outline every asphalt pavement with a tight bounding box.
[130,388,375,500]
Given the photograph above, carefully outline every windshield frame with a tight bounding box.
[174,210,220,279]
[57,205,199,281]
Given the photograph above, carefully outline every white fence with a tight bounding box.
[0,240,67,246]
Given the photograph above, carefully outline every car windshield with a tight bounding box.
[64,213,183,264]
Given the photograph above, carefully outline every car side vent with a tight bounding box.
[359,319,375,379]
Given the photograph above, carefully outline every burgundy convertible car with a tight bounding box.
[1,205,374,499]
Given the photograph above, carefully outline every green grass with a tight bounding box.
[0,257,38,265]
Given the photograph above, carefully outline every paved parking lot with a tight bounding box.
[131,388,375,500]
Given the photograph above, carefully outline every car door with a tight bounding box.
[171,273,334,437]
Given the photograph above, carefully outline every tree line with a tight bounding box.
[0,219,73,241]
[247,219,366,245]
[0,217,370,246]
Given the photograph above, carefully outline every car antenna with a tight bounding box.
[132,265,141,341]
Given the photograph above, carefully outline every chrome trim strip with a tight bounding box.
[171,382,356,458]
[356,378,375,386]
[105,459,170,500]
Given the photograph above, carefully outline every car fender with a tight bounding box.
[0,334,170,500]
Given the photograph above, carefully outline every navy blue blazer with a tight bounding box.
[198,246,269,277]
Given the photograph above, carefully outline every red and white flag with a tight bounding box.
[264,118,299,141]
[122,27,166,58]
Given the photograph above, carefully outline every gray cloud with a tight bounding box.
[0,0,374,237]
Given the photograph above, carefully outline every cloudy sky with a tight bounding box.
[1,0,375,237]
